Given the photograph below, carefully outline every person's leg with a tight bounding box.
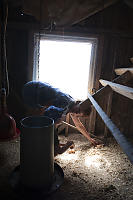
[43,106,74,156]
[54,127,74,156]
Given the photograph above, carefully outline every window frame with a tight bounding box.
[32,33,98,95]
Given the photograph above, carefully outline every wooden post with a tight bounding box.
[65,113,70,137]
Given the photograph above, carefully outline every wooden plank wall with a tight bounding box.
[6,1,133,134]
[74,2,133,136]
[94,4,133,136]
[6,29,29,126]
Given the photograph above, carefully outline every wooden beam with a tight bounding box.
[80,73,128,113]
[79,85,112,111]
[62,121,100,140]
[57,123,66,134]
[99,79,133,100]
[103,91,113,137]
[65,113,70,137]
[79,85,112,135]
[87,93,133,164]
[103,71,133,136]
[80,71,133,137]
[62,121,77,130]
[113,71,133,84]
[79,71,133,137]
[115,68,133,75]
[94,85,112,100]
[68,27,133,38]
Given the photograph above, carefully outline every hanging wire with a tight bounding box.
[62,27,65,41]
[35,0,42,108]
[50,20,53,32]
[0,1,9,96]
[36,0,43,81]
[37,35,40,81]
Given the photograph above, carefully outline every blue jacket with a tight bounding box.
[23,81,75,122]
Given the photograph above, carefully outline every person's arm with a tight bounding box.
[70,113,99,146]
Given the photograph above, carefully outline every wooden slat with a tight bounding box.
[79,85,112,136]
[80,71,133,137]
[103,71,133,136]
[57,123,66,134]
[115,68,133,75]
[79,85,112,111]
[99,79,133,100]
[103,71,132,136]
[103,91,113,137]
[62,121,77,130]
[87,93,133,164]
[79,71,133,137]
[65,113,70,137]
[113,71,133,84]
[62,120,100,140]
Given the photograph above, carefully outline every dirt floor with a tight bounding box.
[0,132,133,200]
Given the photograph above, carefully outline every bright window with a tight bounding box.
[37,37,94,100]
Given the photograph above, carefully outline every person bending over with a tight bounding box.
[22,81,98,155]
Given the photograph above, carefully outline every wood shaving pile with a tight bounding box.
[0,133,133,200]
[53,133,133,200]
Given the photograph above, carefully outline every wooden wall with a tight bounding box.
[6,29,29,126]
[78,2,133,136]
[5,1,133,134]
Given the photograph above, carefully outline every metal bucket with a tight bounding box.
[20,116,54,189]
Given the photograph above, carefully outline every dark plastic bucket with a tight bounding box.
[20,116,54,189]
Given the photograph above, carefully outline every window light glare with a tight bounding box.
[39,40,92,100]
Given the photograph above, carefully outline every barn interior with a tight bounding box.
[0,0,133,199]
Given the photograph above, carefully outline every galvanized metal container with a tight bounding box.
[20,116,54,189]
